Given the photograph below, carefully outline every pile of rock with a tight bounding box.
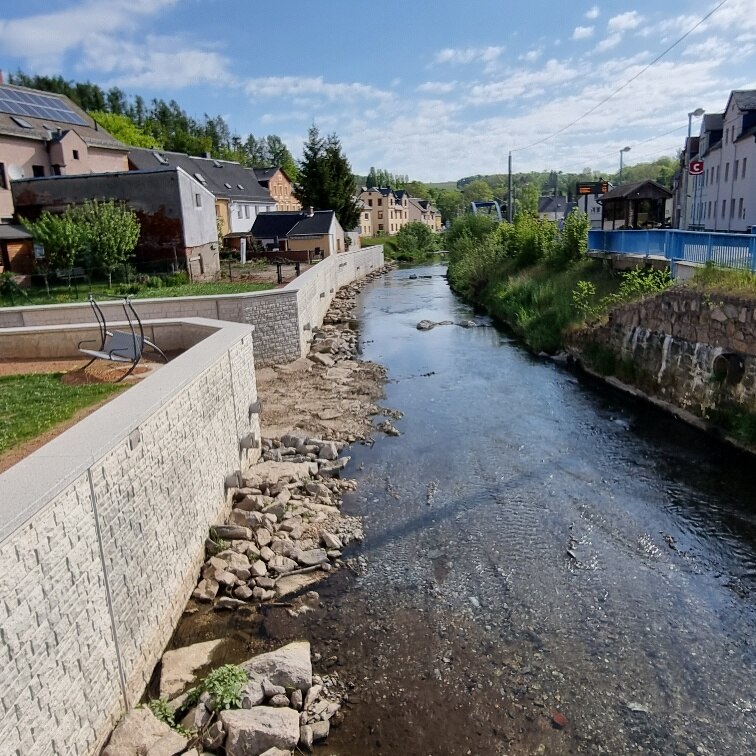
[193,440,362,608]
[104,641,345,756]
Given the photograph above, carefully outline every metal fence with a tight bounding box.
[588,229,756,272]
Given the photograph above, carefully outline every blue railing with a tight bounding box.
[588,229,756,272]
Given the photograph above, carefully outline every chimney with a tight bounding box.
[0,70,4,85]
[306,206,314,217]
[203,151,211,159]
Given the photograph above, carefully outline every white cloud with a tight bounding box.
[467,59,580,105]
[433,46,504,66]
[607,11,644,33]
[0,0,177,70]
[572,26,595,40]
[244,76,392,103]
[519,48,543,62]
[586,5,600,20]
[417,81,458,94]
[595,33,622,52]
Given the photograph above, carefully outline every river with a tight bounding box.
[267,262,756,755]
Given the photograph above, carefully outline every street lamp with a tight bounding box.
[684,107,705,229]
[619,146,631,183]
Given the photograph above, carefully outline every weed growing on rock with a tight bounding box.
[186,664,248,710]
[145,698,190,735]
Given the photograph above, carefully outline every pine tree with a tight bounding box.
[295,126,360,230]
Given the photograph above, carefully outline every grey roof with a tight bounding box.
[538,196,570,214]
[251,210,334,239]
[600,180,672,201]
[0,83,127,151]
[128,147,274,204]
[0,223,32,240]
[732,90,756,111]
[703,113,724,131]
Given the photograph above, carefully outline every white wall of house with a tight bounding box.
[228,200,275,233]
[692,100,756,233]
[177,168,218,247]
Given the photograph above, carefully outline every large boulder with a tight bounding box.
[221,707,300,755]
[160,639,223,699]
[242,641,312,691]
[102,708,187,756]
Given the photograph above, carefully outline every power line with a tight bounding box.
[510,0,730,154]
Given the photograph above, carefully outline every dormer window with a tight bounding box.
[194,172,206,184]
[213,160,222,168]
[237,184,244,190]
[153,151,169,165]
[11,116,33,129]
[224,182,232,189]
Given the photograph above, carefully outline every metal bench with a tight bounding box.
[78,295,167,381]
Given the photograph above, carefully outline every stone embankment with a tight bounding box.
[100,263,396,756]
[570,287,756,440]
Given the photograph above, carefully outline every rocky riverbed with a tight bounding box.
[101,263,396,756]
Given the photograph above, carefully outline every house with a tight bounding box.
[0,80,129,221]
[538,196,577,224]
[253,167,301,211]
[250,208,345,261]
[0,223,33,274]
[688,91,756,233]
[672,134,701,229]
[358,187,408,235]
[408,196,443,231]
[11,167,220,280]
[128,148,276,241]
[357,199,373,237]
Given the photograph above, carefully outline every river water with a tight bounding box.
[272,263,756,756]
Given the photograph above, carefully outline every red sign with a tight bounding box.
[689,160,704,175]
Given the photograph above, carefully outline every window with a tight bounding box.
[730,200,736,219]
[244,205,250,218]
[735,160,739,179]
[378,224,384,231]
[708,201,711,218]
[743,158,748,179]
[722,199,726,218]
[195,193,202,207]
[32,165,45,177]
[716,165,720,182]
[378,198,383,206]
[725,163,730,181]
[364,212,369,219]
[10,116,33,129]
[368,199,373,207]
[0,162,6,190]
[52,165,61,176]
[72,149,79,160]
[238,206,243,219]
[194,172,206,184]
[378,211,383,219]
[739,197,744,218]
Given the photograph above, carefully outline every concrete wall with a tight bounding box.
[0,317,260,756]
[573,289,756,414]
[0,245,385,366]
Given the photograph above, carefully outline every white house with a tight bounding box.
[689,91,756,233]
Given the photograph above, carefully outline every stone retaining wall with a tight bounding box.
[573,289,756,414]
[0,246,384,366]
[0,318,261,756]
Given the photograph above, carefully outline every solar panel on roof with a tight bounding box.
[0,86,88,126]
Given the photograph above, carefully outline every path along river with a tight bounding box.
[261,263,756,754]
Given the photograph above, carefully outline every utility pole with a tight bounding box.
[507,151,513,222]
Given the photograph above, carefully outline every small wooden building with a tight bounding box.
[0,224,34,274]
[599,180,672,230]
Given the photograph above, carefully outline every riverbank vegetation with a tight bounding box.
[363,222,441,263]
[446,211,672,352]
[687,263,756,298]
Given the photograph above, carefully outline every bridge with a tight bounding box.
[588,228,756,279]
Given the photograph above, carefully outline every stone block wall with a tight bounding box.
[0,245,385,368]
[0,319,260,755]
[575,289,756,413]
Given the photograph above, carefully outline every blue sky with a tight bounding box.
[0,0,754,181]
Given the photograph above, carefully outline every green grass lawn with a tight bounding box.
[0,280,274,307]
[0,373,125,455]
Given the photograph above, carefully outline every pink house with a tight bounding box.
[0,80,129,221]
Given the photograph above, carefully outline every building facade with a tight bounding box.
[253,167,301,212]
[358,187,409,236]
[689,91,756,233]
[0,83,129,220]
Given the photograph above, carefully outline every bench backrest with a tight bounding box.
[106,330,143,360]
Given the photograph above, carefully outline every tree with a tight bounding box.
[518,184,540,216]
[296,126,361,231]
[265,135,298,181]
[394,222,440,261]
[21,210,86,277]
[90,111,161,148]
[432,188,466,223]
[462,179,494,203]
[76,200,141,286]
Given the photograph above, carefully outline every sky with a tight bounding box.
[0,0,755,182]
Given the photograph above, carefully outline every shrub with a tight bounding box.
[393,222,440,261]
[146,276,164,289]
[164,271,190,287]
